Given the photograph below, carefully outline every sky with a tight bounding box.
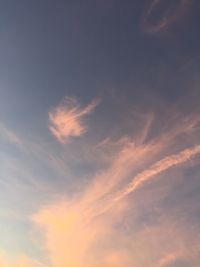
[0,0,200,266]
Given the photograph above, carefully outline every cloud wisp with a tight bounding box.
[88,143,200,218]
[33,111,200,267]
[141,0,192,33]
[48,97,99,143]
[114,144,200,202]
[0,123,24,150]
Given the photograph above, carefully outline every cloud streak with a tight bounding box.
[49,97,99,143]
[114,144,200,202]
[0,123,24,150]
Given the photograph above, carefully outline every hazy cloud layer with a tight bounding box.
[32,109,200,267]
[0,251,46,267]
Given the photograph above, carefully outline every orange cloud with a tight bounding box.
[32,137,156,266]
[48,97,99,143]
[114,144,200,202]
[32,112,200,267]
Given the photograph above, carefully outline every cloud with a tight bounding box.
[48,97,99,143]
[33,111,200,267]
[0,251,46,267]
[0,123,24,150]
[141,0,191,33]
[113,144,200,203]
[134,214,200,267]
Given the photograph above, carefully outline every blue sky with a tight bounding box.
[0,1,200,267]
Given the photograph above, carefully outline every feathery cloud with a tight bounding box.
[48,97,99,143]
[33,112,200,267]
[0,123,24,149]
[114,144,200,203]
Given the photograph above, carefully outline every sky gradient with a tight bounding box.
[0,1,200,266]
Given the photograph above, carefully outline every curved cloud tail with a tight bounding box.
[114,144,200,202]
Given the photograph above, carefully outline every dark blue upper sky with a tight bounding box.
[1,0,200,130]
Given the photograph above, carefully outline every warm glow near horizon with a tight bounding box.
[0,1,200,266]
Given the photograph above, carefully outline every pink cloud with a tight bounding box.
[33,112,200,267]
[48,97,99,143]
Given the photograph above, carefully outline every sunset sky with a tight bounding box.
[0,1,200,267]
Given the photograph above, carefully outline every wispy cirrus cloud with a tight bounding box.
[0,123,24,150]
[113,144,200,203]
[48,97,99,143]
[141,0,192,33]
[1,98,200,267]
[33,110,200,267]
